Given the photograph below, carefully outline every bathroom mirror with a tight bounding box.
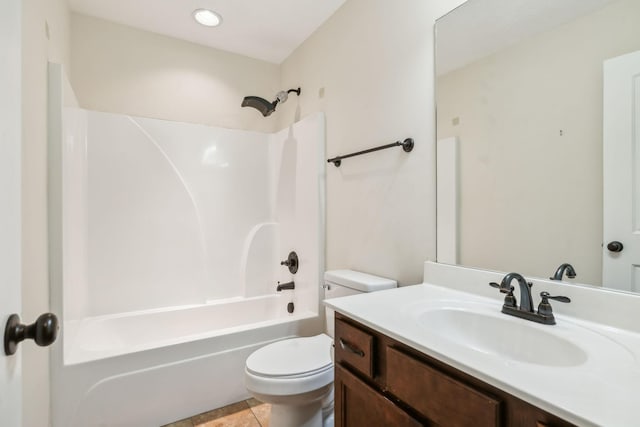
[435,0,640,291]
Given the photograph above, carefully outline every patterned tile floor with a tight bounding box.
[162,398,270,427]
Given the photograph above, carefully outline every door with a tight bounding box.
[603,50,640,291]
[0,0,23,425]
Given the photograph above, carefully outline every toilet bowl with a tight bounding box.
[245,334,333,427]
[244,270,396,427]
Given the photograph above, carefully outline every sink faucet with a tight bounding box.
[550,263,576,281]
[489,272,570,325]
[276,281,295,292]
[490,272,534,312]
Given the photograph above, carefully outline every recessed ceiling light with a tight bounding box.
[193,9,222,27]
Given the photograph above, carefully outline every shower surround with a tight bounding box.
[48,64,325,426]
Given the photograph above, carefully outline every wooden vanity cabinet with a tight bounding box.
[334,314,576,427]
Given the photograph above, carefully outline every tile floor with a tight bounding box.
[162,398,270,427]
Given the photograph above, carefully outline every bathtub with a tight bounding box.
[51,295,320,427]
[63,294,311,365]
[48,66,326,426]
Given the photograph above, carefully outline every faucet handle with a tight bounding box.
[540,291,571,303]
[537,291,570,319]
[489,282,517,308]
[489,282,513,294]
[280,251,298,274]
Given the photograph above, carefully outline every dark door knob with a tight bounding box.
[4,313,59,356]
[607,241,624,253]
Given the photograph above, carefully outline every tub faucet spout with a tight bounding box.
[276,281,295,292]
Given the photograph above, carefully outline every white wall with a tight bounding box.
[269,113,326,316]
[278,0,465,285]
[70,13,281,133]
[57,109,324,320]
[82,112,271,315]
[437,0,640,285]
[21,0,71,426]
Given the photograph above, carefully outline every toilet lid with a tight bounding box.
[246,334,333,378]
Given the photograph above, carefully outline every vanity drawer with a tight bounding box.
[386,346,501,427]
[334,318,374,379]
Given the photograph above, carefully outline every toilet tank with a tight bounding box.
[323,270,397,338]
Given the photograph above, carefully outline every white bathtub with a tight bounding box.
[64,294,309,365]
[52,295,320,427]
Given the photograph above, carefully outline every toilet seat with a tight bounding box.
[245,334,334,396]
[246,334,332,378]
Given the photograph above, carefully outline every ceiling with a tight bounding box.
[67,0,347,64]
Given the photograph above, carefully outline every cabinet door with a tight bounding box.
[386,346,501,427]
[335,364,422,427]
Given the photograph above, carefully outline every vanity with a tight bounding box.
[333,314,572,427]
[325,262,640,427]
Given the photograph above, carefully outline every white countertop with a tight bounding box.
[325,283,640,427]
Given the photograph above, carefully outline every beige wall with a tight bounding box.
[278,0,464,285]
[70,13,281,133]
[437,0,640,285]
[21,0,71,426]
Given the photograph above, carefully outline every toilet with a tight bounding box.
[244,270,397,427]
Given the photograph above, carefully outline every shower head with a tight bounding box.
[241,88,301,117]
[241,96,278,117]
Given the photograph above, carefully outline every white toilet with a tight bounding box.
[244,270,397,427]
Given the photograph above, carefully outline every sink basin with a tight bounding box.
[416,307,588,367]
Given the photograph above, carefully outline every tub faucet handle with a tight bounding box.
[280,251,298,274]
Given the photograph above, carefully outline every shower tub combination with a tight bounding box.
[48,64,325,426]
